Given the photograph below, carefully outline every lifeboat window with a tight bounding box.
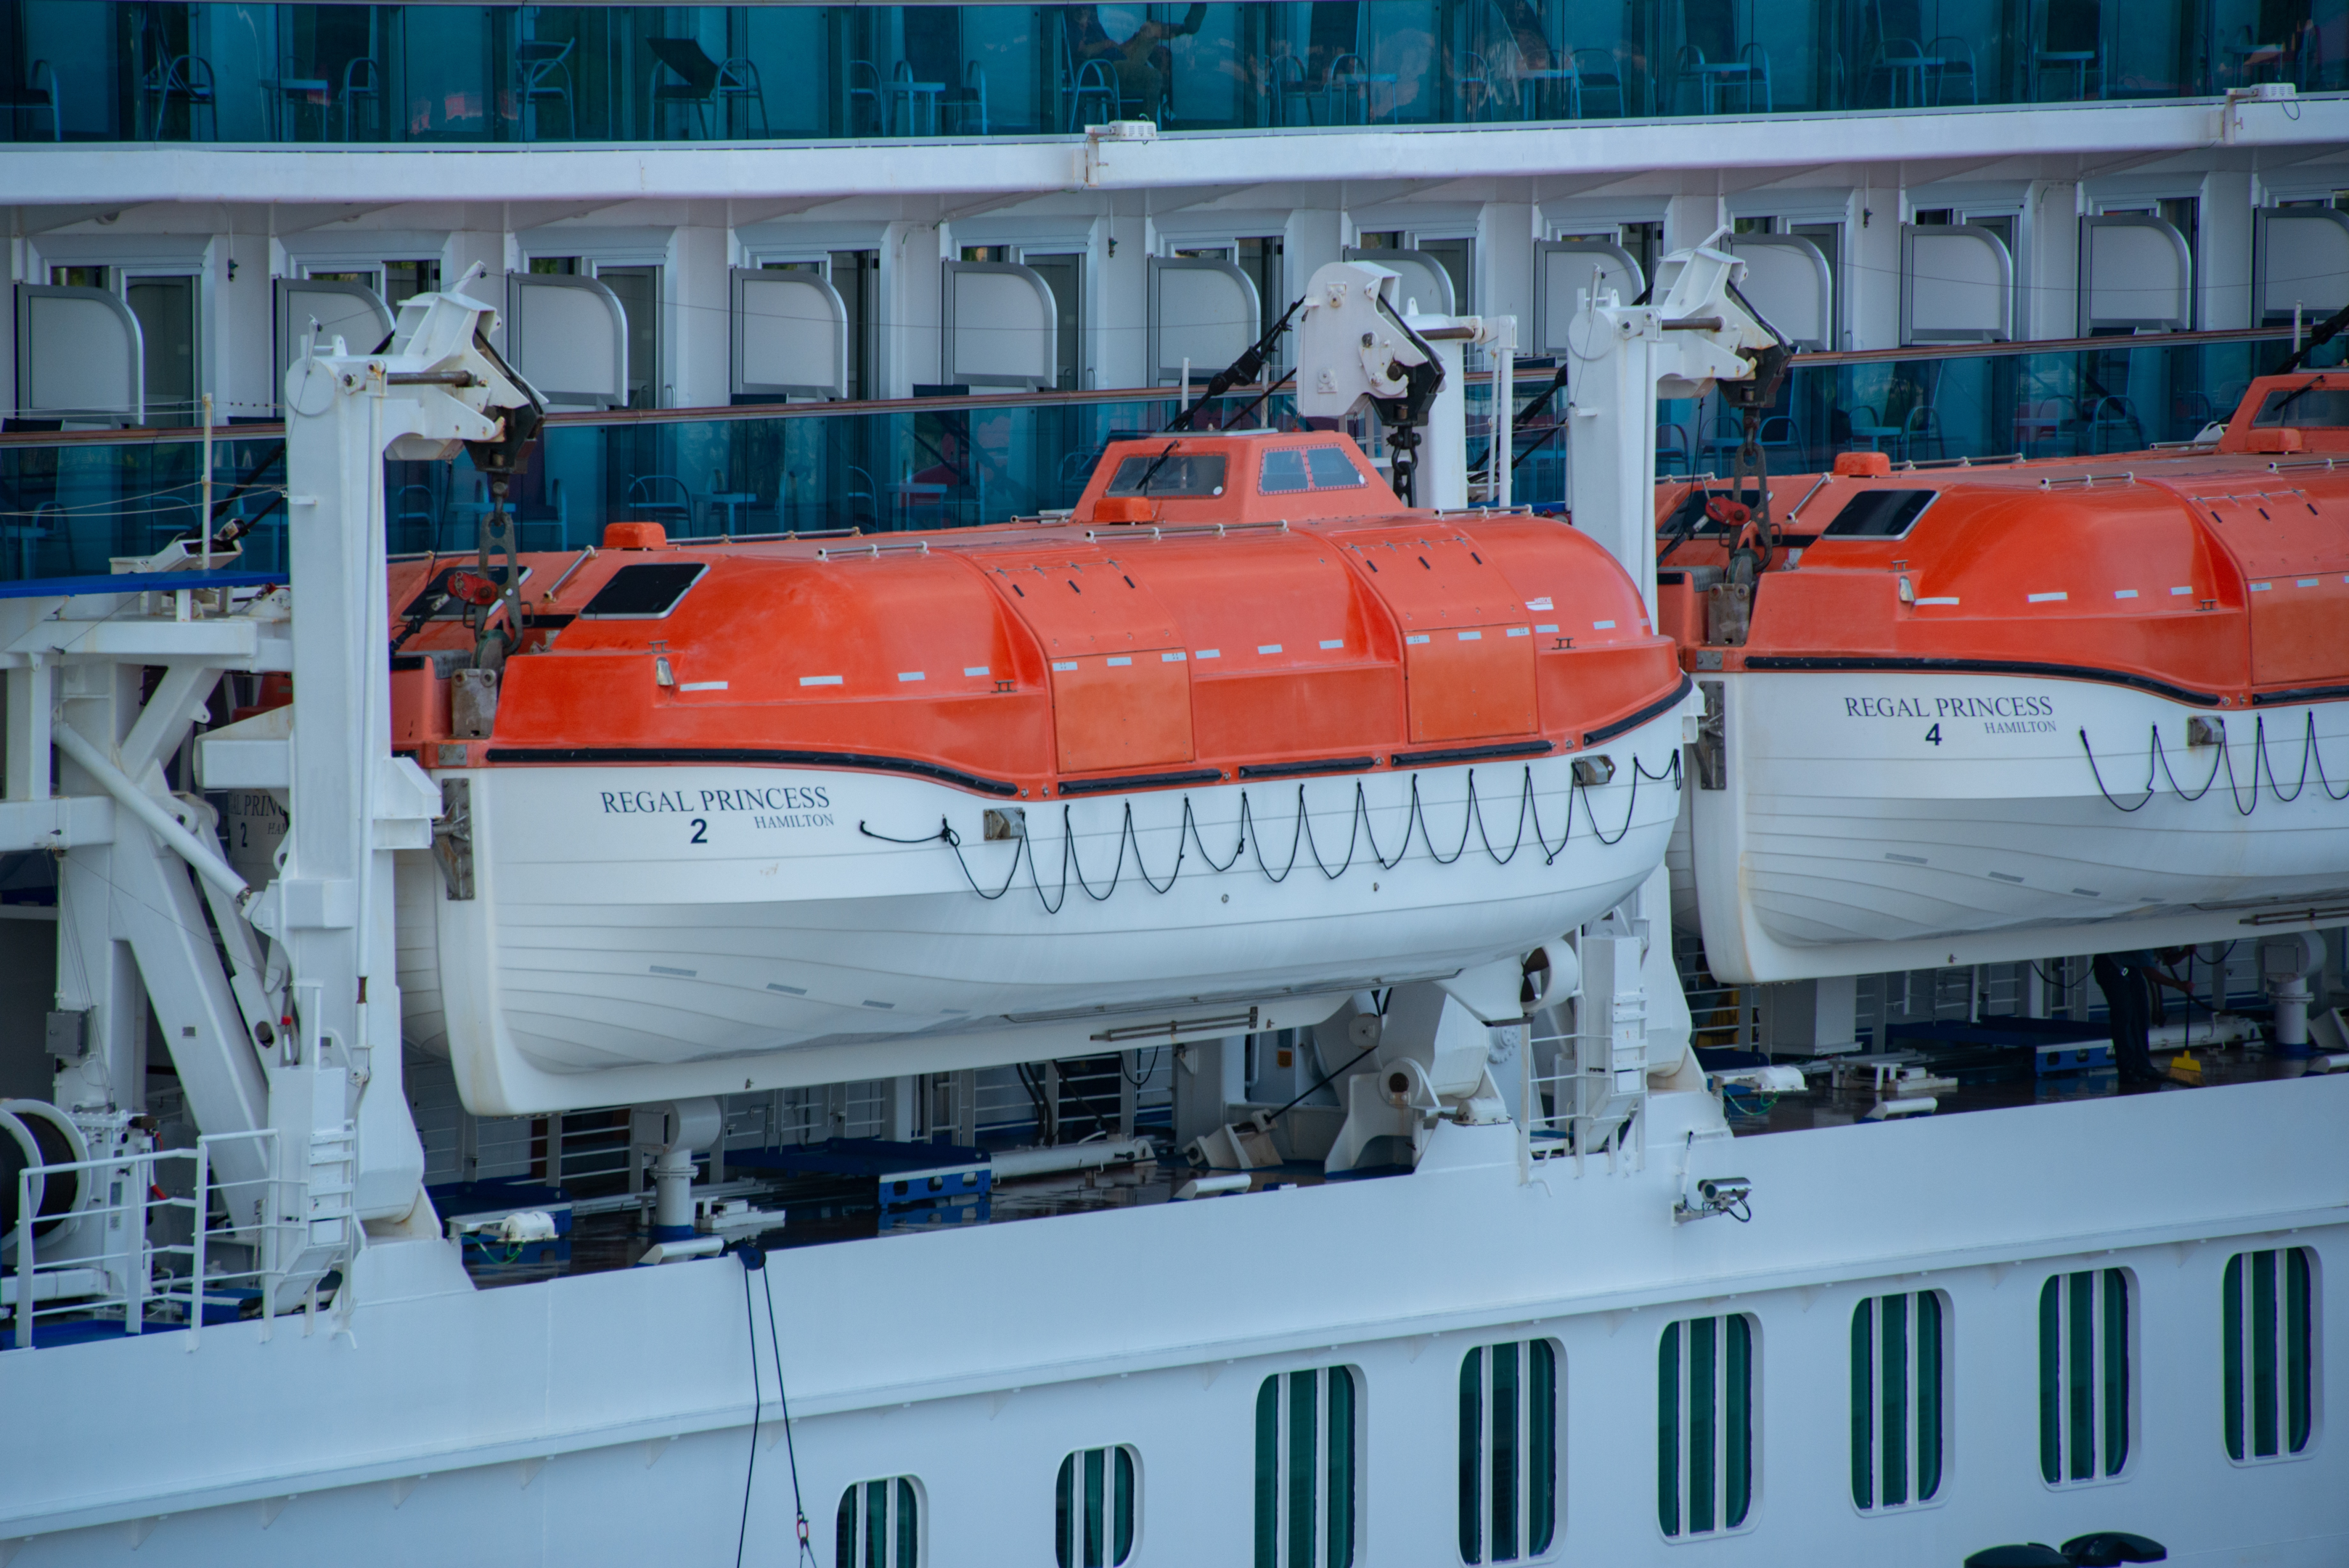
[1105,452,1227,497]
[2252,383,2349,428]
[1308,447,1367,488]
[1821,490,1936,539]
[1262,447,1313,494]
[579,561,709,620]
[1263,446,1374,495]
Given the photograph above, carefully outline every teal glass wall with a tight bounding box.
[0,327,2318,582]
[3,1,2340,144]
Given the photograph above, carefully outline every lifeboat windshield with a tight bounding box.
[1104,451,1227,497]
[2251,383,2349,430]
[2217,372,2349,452]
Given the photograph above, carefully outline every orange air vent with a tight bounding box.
[2247,428,2305,454]
[1834,451,1892,477]
[603,521,670,550]
[1092,496,1156,523]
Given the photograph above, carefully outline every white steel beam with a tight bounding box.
[3,102,2340,210]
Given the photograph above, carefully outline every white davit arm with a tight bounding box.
[263,275,543,1245]
[1562,231,1785,617]
[1294,260,1446,505]
[1558,233,1785,1107]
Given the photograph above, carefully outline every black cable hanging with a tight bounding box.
[857,751,1680,912]
[2080,711,2349,815]
[735,1249,765,1568]
[758,1258,817,1566]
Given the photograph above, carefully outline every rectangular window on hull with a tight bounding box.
[1254,1366,1356,1568]
[1851,1292,1945,1511]
[1458,1339,1559,1562]
[836,1477,920,1568]
[2226,1249,2316,1462]
[1055,1446,1137,1567]
[2038,1269,2131,1483]
[1658,1315,1753,1539]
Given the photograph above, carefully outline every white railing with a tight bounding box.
[1524,1024,1646,1176]
[4,1128,332,1351]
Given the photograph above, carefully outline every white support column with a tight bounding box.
[1562,303,1662,614]
[0,236,17,432]
[1096,208,1150,391]
[5,656,52,801]
[2198,168,2256,332]
[446,227,509,348]
[51,663,148,1120]
[216,228,275,422]
[1847,184,1900,351]
[1285,208,1345,305]
[667,219,732,409]
[880,220,944,399]
[1663,195,1728,257]
[1637,865,1702,1090]
[1478,202,1536,351]
[2020,181,2083,339]
[277,351,426,1224]
[1423,331,1471,510]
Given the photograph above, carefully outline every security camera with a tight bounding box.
[1696,1177,1752,1207]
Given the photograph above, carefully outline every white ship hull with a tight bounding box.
[1691,672,2349,982]
[1,1079,2340,1565]
[402,718,1686,1115]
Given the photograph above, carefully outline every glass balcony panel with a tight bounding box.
[9,1,2345,144]
[0,329,2325,582]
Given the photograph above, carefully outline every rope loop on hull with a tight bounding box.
[2081,710,2349,815]
[857,751,1681,912]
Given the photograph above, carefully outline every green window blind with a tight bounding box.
[2037,1270,2131,1484]
[2225,1249,2316,1462]
[1458,1339,1560,1562]
[1055,1447,1138,1567]
[1658,1315,1754,1538]
[1850,1291,1945,1511]
[835,1477,920,1568]
[1254,1367,1357,1567]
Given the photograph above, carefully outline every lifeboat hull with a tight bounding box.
[1691,671,2349,982]
[400,721,1686,1114]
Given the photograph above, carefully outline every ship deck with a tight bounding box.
[444,1040,2319,1294]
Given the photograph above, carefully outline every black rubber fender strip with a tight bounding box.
[1389,739,1556,768]
[2251,684,2349,706]
[1053,767,1227,796]
[1237,756,1380,780]
[1584,673,1698,747]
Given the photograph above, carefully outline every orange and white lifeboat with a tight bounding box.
[389,430,1693,1113]
[1658,372,2349,982]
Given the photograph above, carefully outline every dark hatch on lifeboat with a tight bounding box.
[1819,489,1936,539]
[579,561,709,620]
